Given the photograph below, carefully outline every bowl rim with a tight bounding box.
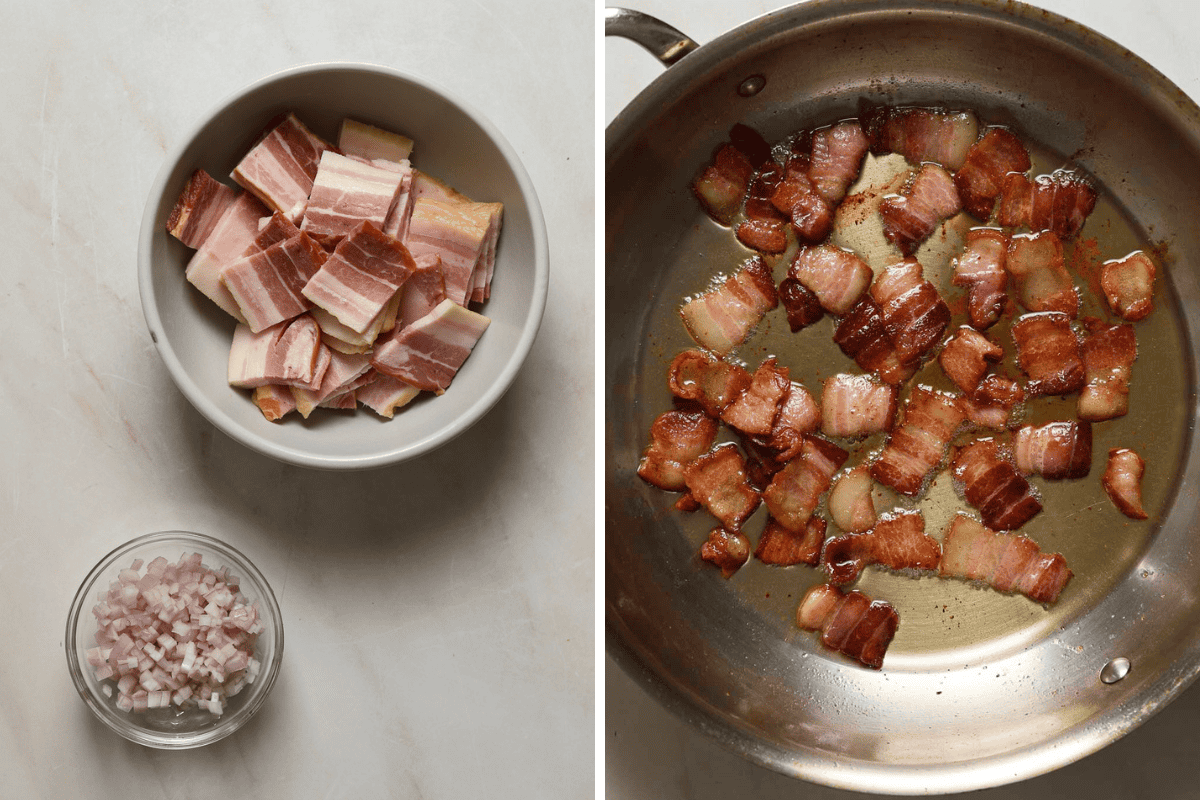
[65,530,284,749]
[138,61,550,470]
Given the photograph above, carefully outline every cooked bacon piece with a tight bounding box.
[755,516,826,566]
[863,106,980,171]
[185,192,270,321]
[879,163,962,255]
[871,386,965,496]
[953,128,1032,220]
[637,409,720,492]
[870,258,951,365]
[167,169,236,249]
[337,118,414,163]
[939,514,1072,603]
[939,327,1003,395]
[1100,251,1157,322]
[227,315,321,389]
[827,466,877,533]
[963,375,1025,430]
[952,438,1042,531]
[251,384,297,422]
[356,372,421,419]
[720,358,790,436]
[770,157,834,244]
[405,197,494,308]
[1079,320,1137,421]
[222,232,327,333]
[1013,421,1092,480]
[700,528,751,578]
[952,228,1009,330]
[1006,232,1079,316]
[679,256,778,355]
[683,443,761,532]
[693,143,755,225]
[998,169,1097,239]
[232,113,333,222]
[758,381,820,461]
[796,584,899,670]
[397,254,446,331]
[370,299,490,394]
[668,349,753,417]
[735,203,789,254]
[762,437,848,531]
[1012,312,1084,396]
[789,245,873,316]
[996,172,1032,228]
[808,121,870,204]
[302,221,415,335]
[1103,448,1148,520]
[820,374,898,439]
[833,295,915,385]
[299,151,406,246]
[778,277,826,332]
[823,510,941,585]
[291,347,372,417]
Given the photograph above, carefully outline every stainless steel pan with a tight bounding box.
[605,1,1200,793]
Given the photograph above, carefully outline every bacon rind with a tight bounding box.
[1102,448,1148,520]
[820,374,898,439]
[680,256,778,355]
[871,386,966,496]
[796,584,899,670]
[637,409,720,492]
[668,349,753,418]
[952,438,1042,531]
[952,228,1010,330]
[700,528,751,578]
[1006,231,1079,316]
[823,510,940,585]
[1100,251,1156,322]
[880,163,963,256]
[1012,312,1084,396]
[1013,421,1092,480]
[939,514,1071,603]
[953,128,1031,220]
[755,516,827,566]
[683,444,762,532]
[1079,320,1136,422]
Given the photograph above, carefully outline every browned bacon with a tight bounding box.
[963,374,1025,430]
[796,584,899,670]
[953,128,1032,220]
[680,256,778,355]
[827,466,876,533]
[1100,251,1157,322]
[952,438,1042,531]
[871,386,966,496]
[939,326,1003,395]
[1078,319,1136,421]
[692,142,755,225]
[789,245,873,316]
[720,358,790,436]
[667,349,753,417]
[770,156,834,244]
[820,374,898,439]
[735,200,789,254]
[762,437,848,531]
[1012,312,1084,396]
[166,169,236,249]
[637,409,720,492]
[879,163,962,255]
[996,172,1032,229]
[809,121,870,204]
[832,295,915,386]
[862,106,980,171]
[683,444,761,532]
[1102,448,1148,520]
[728,123,772,168]
[700,528,751,578]
[755,516,826,566]
[823,510,941,585]
[870,258,951,366]
[952,228,1010,330]
[778,277,825,332]
[997,169,1097,239]
[939,514,1072,603]
[757,381,820,461]
[1006,231,1079,316]
[1013,421,1092,480]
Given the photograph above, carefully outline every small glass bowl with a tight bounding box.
[65,531,284,748]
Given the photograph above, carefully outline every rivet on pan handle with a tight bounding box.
[604,7,700,67]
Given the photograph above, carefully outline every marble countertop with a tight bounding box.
[606,1,1200,798]
[0,2,592,798]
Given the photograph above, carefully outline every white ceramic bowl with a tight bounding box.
[139,63,548,469]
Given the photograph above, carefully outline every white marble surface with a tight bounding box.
[605,1,1200,798]
[0,2,593,798]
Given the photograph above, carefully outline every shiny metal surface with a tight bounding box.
[605,1,1200,793]
[604,8,699,67]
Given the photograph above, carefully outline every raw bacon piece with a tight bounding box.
[1012,312,1084,396]
[721,358,790,436]
[1013,421,1093,480]
[1006,231,1079,316]
[1100,251,1156,322]
[758,381,820,461]
[769,156,834,244]
[693,142,755,225]
[796,584,899,670]
[808,121,870,205]
[667,349,753,418]
[396,254,447,331]
[310,291,401,356]
[871,386,966,496]
[820,374,898,439]
[700,528,751,578]
[337,118,414,163]
[789,245,873,316]
[291,347,372,418]
[939,514,1072,603]
[778,277,825,332]
[405,197,494,307]
[863,106,980,171]
[185,192,270,321]
[1102,448,1148,520]
[1079,319,1137,421]
[382,163,416,243]
[879,163,962,255]
[939,327,1003,395]
[467,202,503,304]
[302,221,416,336]
[300,151,407,245]
[679,256,778,355]
[755,516,827,566]
[166,169,236,249]
[356,372,421,419]
[953,128,1032,220]
[762,437,848,532]
[963,375,1025,430]
[999,169,1097,239]
[251,384,296,422]
[370,299,490,394]
[870,258,951,366]
[637,409,720,492]
[241,211,301,257]
[231,112,332,222]
[221,232,327,333]
[683,443,761,532]
[227,316,321,389]
[827,466,877,533]
[951,228,1009,330]
[952,438,1042,531]
[833,295,915,386]
[823,510,941,585]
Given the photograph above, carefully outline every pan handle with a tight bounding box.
[604,7,699,67]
